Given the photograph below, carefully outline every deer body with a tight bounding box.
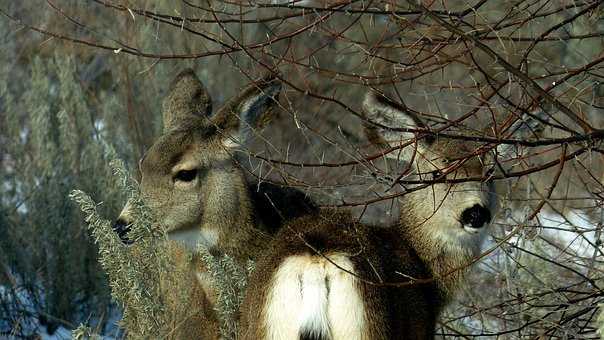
[113,69,316,339]
[239,211,441,340]
[239,93,540,339]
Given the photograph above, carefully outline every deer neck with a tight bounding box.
[200,167,268,263]
[398,199,483,300]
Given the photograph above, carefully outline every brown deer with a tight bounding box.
[238,92,544,339]
[112,69,316,339]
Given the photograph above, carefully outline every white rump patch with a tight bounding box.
[299,263,331,339]
[263,253,365,340]
[325,254,366,340]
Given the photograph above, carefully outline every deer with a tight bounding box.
[112,69,316,339]
[238,92,545,339]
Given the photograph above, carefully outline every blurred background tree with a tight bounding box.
[1,0,603,338]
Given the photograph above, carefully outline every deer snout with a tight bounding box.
[112,218,134,245]
[460,204,491,230]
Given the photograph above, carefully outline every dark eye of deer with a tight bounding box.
[174,169,198,182]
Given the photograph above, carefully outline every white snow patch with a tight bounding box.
[1,277,122,339]
[538,209,599,258]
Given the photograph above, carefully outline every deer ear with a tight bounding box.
[496,110,548,159]
[162,68,212,132]
[363,92,430,163]
[213,74,282,149]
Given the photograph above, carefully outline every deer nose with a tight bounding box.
[112,218,134,245]
[460,204,492,229]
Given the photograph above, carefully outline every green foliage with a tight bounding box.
[0,52,124,334]
[198,246,252,340]
[70,184,168,337]
[70,153,176,337]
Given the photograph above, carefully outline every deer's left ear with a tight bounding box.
[363,92,432,164]
[213,74,282,148]
[162,68,212,132]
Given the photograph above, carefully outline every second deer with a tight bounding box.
[238,92,544,339]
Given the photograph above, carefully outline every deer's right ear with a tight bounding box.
[213,74,282,149]
[162,68,212,132]
[363,92,430,163]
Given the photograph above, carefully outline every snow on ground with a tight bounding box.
[538,209,600,258]
[1,279,122,339]
[477,207,601,277]
[450,208,601,336]
[484,208,599,255]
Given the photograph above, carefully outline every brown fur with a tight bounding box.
[115,69,316,339]
[160,244,220,340]
[238,92,544,339]
[239,211,439,340]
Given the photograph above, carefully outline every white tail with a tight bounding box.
[264,253,365,340]
[298,263,331,339]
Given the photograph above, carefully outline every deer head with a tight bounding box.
[363,92,544,250]
[113,69,282,251]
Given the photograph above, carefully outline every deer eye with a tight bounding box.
[174,169,198,182]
